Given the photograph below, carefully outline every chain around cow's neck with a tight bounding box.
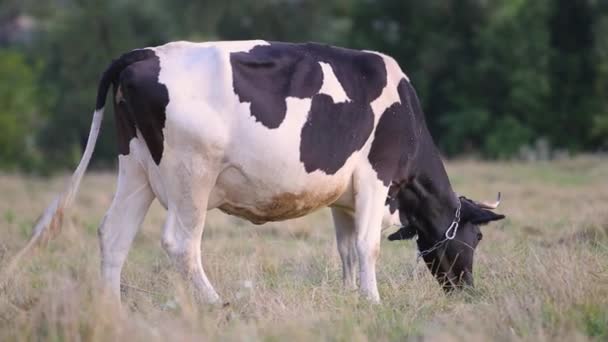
[416,197,462,261]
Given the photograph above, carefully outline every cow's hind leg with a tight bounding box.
[99,153,154,302]
[331,208,357,290]
[161,163,220,304]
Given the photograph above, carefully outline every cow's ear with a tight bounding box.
[388,225,417,241]
[387,183,400,199]
[385,184,401,214]
[460,197,505,225]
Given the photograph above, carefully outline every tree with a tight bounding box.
[0,50,48,169]
[548,0,600,150]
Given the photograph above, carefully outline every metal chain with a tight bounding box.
[416,236,450,260]
[416,198,462,262]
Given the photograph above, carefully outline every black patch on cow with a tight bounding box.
[116,52,169,164]
[97,49,157,111]
[387,225,417,241]
[300,94,374,173]
[231,42,387,174]
[368,79,420,186]
[113,84,136,156]
[230,43,324,128]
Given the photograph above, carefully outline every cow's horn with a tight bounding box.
[475,192,501,210]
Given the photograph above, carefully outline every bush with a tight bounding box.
[0,50,48,171]
[483,116,533,159]
[438,108,490,156]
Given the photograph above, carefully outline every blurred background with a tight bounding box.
[0,0,607,173]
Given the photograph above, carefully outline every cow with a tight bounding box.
[19,40,505,304]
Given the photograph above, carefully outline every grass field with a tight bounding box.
[1,157,607,341]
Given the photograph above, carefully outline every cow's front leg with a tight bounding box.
[331,208,357,290]
[353,173,388,303]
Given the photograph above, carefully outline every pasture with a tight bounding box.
[1,156,607,341]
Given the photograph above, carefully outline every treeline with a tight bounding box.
[1,0,607,172]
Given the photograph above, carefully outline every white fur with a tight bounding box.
[369,53,407,121]
[331,208,358,290]
[318,62,350,103]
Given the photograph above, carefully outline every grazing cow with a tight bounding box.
[24,40,505,304]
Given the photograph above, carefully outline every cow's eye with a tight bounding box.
[477,232,483,241]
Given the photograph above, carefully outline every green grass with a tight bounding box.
[1,156,608,341]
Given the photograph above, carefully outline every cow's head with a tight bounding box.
[386,181,505,291]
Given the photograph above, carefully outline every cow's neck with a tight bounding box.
[406,130,459,240]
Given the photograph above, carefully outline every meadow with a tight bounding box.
[0,156,607,341]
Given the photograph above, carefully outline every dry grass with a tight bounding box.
[1,156,607,341]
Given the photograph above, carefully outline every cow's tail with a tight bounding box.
[2,49,152,280]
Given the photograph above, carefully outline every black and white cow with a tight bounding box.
[26,40,505,304]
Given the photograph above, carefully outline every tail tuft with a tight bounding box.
[2,109,104,280]
[32,197,64,246]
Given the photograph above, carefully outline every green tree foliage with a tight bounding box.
[0,50,48,170]
[592,0,608,149]
[0,0,607,171]
[548,0,599,150]
[474,0,551,157]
